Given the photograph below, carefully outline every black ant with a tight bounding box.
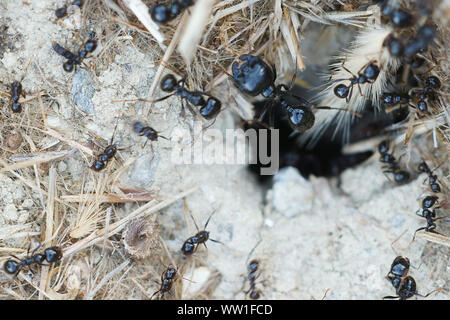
[380,92,410,111]
[379,1,414,28]
[10,80,25,113]
[383,256,442,300]
[246,259,261,299]
[91,118,123,172]
[52,38,97,72]
[378,140,410,185]
[132,121,168,143]
[409,75,441,114]
[156,74,221,120]
[383,26,436,61]
[150,264,179,300]
[181,211,222,256]
[418,161,441,193]
[230,54,358,132]
[55,0,83,19]
[150,0,194,24]
[4,246,62,276]
[332,60,380,102]
[413,195,446,240]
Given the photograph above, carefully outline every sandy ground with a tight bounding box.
[0,1,448,300]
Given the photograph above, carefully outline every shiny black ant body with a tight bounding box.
[150,0,194,24]
[10,80,25,113]
[413,195,445,240]
[230,54,355,132]
[409,75,441,114]
[383,256,441,300]
[181,212,221,256]
[246,259,261,299]
[55,0,83,19]
[156,74,221,120]
[52,38,97,72]
[418,161,441,193]
[91,119,122,172]
[381,92,410,109]
[332,60,380,102]
[132,121,167,142]
[383,26,436,61]
[379,1,414,28]
[150,265,179,299]
[378,140,410,185]
[3,246,62,276]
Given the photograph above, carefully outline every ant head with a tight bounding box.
[200,97,221,120]
[4,260,20,274]
[44,247,62,263]
[132,121,145,134]
[169,3,181,17]
[422,195,438,208]
[160,74,177,92]
[334,84,349,99]
[286,106,315,133]
[394,170,410,184]
[364,63,380,80]
[378,140,390,154]
[261,84,276,99]
[417,100,428,113]
[197,230,210,243]
[381,93,394,105]
[418,161,429,173]
[104,145,117,159]
[390,9,414,28]
[249,290,261,300]
[63,60,74,72]
[84,39,97,53]
[11,103,22,113]
[383,34,404,57]
[248,259,259,273]
[165,266,178,279]
[426,76,441,89]
[150,4,170,24]
[390,256,410,277]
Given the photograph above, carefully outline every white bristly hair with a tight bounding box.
[301,26,401,147]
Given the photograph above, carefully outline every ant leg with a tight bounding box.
[346,85,354,103]
[179,99,187,118]
[413,227,428,241]
[185,101,197,116]
[417,288,444,299]
[313,106,362,118]
[287,60,298,91]
[209,238,224,245]
[203,209,219,230]
[189,213,200,232]
[382,295,400,300]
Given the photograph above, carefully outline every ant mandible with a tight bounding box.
[230,54,358,132]
[181,211,222,256]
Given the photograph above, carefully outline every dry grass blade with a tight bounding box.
[0,149,77,173]
[86,259,131,300]
[122,0,166,45]
[178,0,216,65]
[61,191,156,203]
[280,7,305,71]
[63,186,198,257]
[39,166,57,300]
[416,232,450,247]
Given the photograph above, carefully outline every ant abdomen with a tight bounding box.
[200,97,221,120]
[161,74,177,92]
[286,106,315,133]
